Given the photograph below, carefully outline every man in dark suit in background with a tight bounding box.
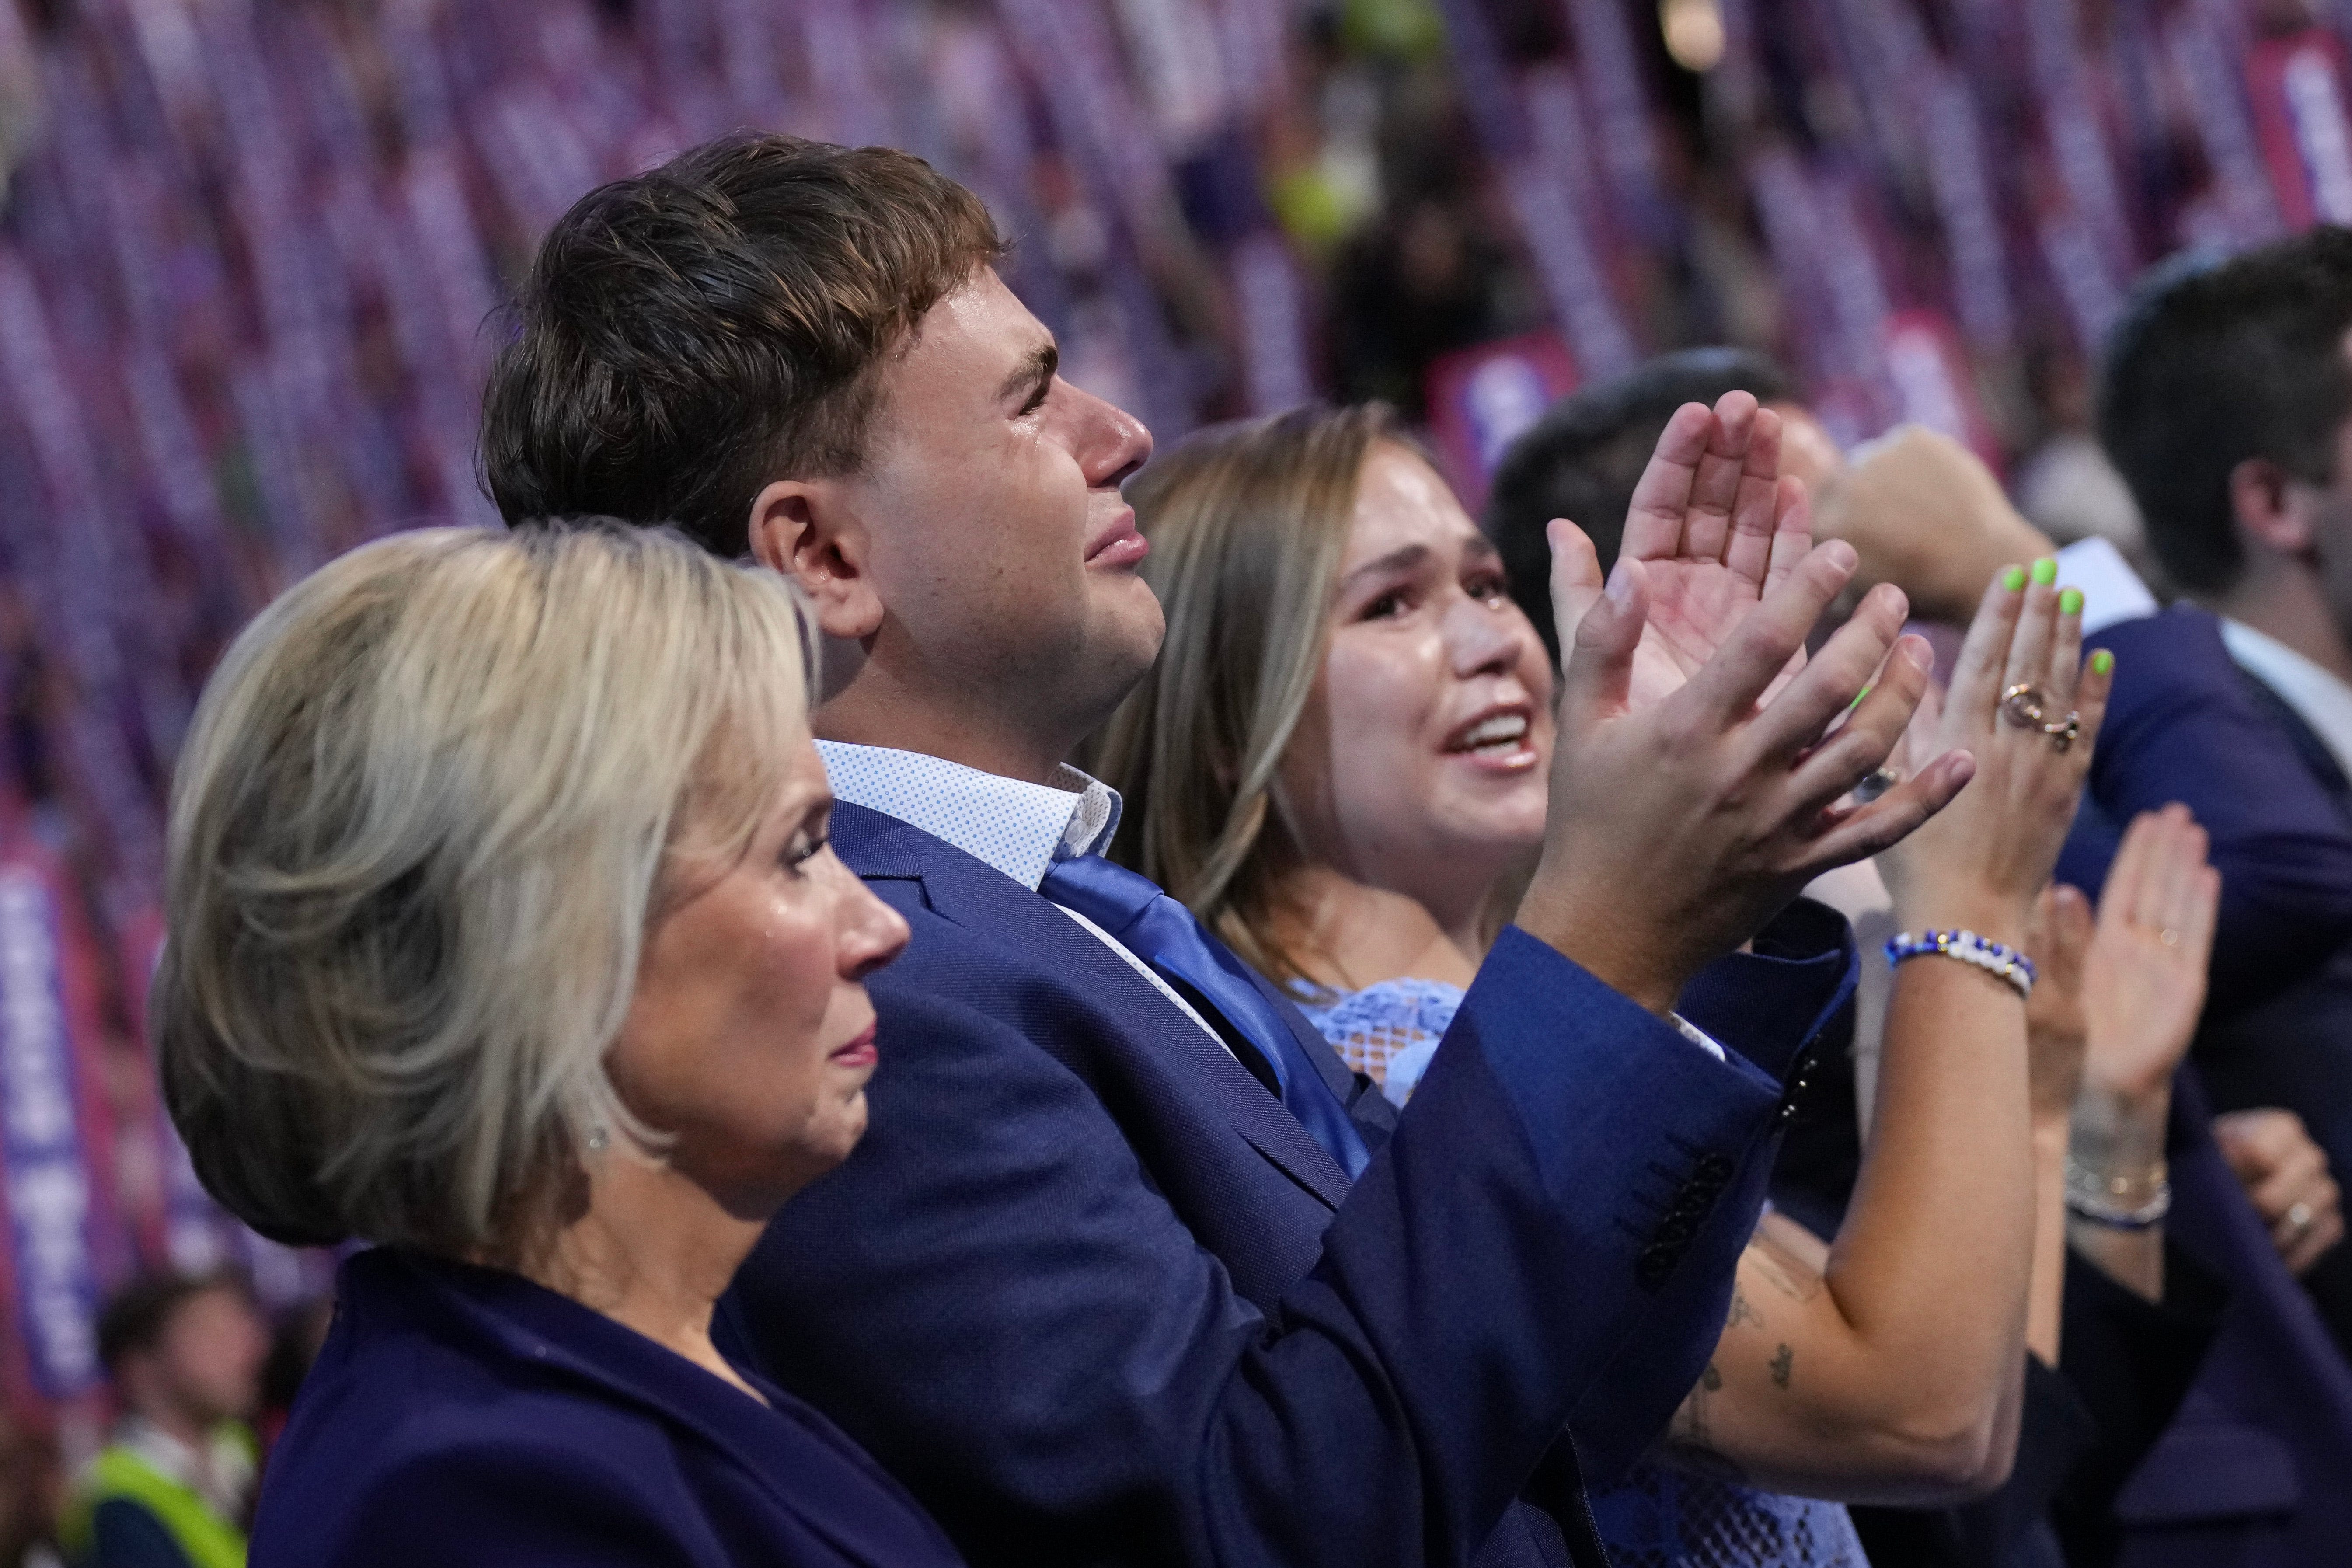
[479,133,1962,1568]
[2083,233,2352,1338]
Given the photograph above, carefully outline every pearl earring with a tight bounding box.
[586,1125,609,1153]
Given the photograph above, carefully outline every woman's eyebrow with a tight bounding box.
[1340,543,1431,586]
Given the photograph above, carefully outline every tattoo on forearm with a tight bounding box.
[1770,1343,1793,1389]
[1726,1291,1764,1330]
[1663,1362,1749,1482]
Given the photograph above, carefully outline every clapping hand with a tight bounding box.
[2080,807,2217,1103]
[1875,561,2114,943]
[1814,426,2056,628]
[1548,392,1812,711]
[2215,1108,2345,1275]
[1517,397,1970,1015]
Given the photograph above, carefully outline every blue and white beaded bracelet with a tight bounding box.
[1883,929,2037,1000]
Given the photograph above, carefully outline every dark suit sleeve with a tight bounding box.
[88,1500,194,1568]
[2062,611,2352,1015]
[310,1441,686,1567]
[736,908,1847,1568]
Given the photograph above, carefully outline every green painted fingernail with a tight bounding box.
[2001,565,2026,592]
[2060,586,2084,615]
[2031,558,2058,586]
[1847,684,1873,712]
[2091,649,2113,675]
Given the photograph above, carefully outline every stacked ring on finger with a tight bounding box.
[2000,683,2082,752]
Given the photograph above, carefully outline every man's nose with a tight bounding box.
[1065,380,1153,488]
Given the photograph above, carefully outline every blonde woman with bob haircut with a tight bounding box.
[1094,399,2154,1566]
[153,522,961,1568]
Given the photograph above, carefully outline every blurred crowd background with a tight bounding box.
[2,0,2352,1549]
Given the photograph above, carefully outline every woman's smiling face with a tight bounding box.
[1279,442,1556,899]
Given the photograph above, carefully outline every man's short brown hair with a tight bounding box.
[481,133,1004,556]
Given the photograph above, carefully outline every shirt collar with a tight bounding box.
[2219,618,2352,781]
[815,741,1121,891]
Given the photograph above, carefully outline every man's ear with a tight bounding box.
[748,477,884,641]
[2230,456,2317,557]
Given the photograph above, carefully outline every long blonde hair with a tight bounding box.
[1094,404,1409,986]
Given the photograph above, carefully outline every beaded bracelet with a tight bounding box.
[2064,1157,2172,1229]
[1883,930,2037,1000]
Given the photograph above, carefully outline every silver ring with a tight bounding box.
[2289,1201,2315,1236]
[1854,767,1898,803]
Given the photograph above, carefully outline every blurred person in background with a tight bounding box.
[60,1274,265,1568]
[150,524,948,1568]
[1094,397,2123,1567]
[2089,229,2352,1345]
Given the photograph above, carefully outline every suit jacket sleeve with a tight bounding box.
[733,899,1849,1568]
[2062,610,2352,1015]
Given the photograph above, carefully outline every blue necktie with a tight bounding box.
[1040,853,1372,1180]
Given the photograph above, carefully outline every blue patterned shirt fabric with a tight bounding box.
[1300,978,1870,1568]
[1293,978,1462,1107]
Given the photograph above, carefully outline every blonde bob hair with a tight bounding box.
[1094,403,1412,986]
[154,521,816,1259]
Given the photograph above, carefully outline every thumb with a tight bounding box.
[1561,550,1647,724]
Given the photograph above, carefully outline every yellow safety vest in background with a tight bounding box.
[59,1433,249,1568]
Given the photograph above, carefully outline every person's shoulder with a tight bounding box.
[2088,605,2237,693]
[254,1376,687,1566]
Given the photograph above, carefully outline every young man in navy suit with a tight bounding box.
[2081,234,2352,1330]
[481,134,1966,1567]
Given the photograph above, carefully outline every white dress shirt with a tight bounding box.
[2219,619,2352,783]
[816,741,1237,1058]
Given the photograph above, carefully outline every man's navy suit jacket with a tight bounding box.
[2051,607,2352,1560]
[2057,606,2352,1345]
[722,801,1853,1568]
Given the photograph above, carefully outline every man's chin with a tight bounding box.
[1080,585,1166,710]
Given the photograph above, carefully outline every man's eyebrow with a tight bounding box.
[1000,342,1059,403]
[1340,543,1432,585]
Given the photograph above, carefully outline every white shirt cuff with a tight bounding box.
[2054,537,2158,636]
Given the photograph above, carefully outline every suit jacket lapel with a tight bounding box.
[2238,664,2352,808]
[832,803,1351,1209]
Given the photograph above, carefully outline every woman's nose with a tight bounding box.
[1445,596,1522,678]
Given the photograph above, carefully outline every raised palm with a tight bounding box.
[1552,394,1815,712]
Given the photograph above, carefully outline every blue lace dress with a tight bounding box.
[1296,977,1872,1568]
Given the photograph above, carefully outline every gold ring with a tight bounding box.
[2000,683,2047,728]
[2042,711,2080,753]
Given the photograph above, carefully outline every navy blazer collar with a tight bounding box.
[832,800,1355,1208]
[350,1249,949,1568]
